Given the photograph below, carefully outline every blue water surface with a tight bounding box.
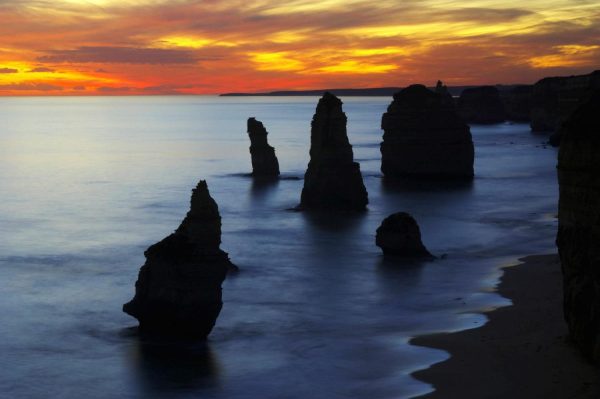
[0,96,558,398]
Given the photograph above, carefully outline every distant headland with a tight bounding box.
[220,85,526,97]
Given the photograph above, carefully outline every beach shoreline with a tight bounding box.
[410,254,600,398]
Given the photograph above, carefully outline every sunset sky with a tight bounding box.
[0,0,599,95]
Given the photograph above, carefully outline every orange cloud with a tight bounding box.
[0,0,598,95]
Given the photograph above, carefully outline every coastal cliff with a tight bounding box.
[557,90,600,362]
[530,71,600,144]
[457,86,506,124]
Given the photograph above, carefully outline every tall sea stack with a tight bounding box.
[556,90,600,362]
[299,92,368,211]
[247,117,280,177]
[380,84,474,179]
[123,180,235,339]
[457,86,506,124]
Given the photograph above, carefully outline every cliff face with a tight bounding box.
[299,92,368,211]
[123,180,235,339]
[531,71,600,139]
[457,86,506,124]
[247,117,280,177]
[530,77,563,132]
[556,90,600,362]
[380,84,474,179]
[501,85,532,122]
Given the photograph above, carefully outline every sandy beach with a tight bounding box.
[411,254,600,398]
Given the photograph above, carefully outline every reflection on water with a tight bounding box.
[250,176,280,199]
[130,337,220,395]
[380,176,474,194]
[301,209,367,232]
[0,96,558,398]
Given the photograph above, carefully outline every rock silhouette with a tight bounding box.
[123,180,235,339]
[556,90,600,362]
[434,80,454,105]
[299,92,368,211]
[376,212,433,258]
[457,86,506,124]
[247,117,280,177]
[530,76,563,132]
[501,85,532,122]
[380,84,474,179]
[530,71,600,143]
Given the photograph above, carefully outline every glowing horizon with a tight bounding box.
[0,0,599,95]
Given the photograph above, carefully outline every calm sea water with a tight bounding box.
[0,96,558,398]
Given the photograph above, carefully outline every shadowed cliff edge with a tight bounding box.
[410,255,600,399]
[556,90,600,361]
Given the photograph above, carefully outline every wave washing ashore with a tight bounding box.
[0,84,588,398]
[412,255,600,398]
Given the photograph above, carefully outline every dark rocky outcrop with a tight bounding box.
[530,71,600,144]
[376,212,433,258]
[434,80,454,105]
[123,180,235,339]
[457,86,506,124]
[247,117,280,177]
[380,84,474,179]
[530,77,563,132]
[299,92,368,211]
[500,85,532,122]
[556,90,600,362]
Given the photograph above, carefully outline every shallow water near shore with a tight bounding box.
[0,96,558,398]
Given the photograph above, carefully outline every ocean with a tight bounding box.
[0,96,558,398]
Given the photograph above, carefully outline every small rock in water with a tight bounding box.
[376,212,434,259]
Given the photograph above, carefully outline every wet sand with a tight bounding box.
[411,254,600,398]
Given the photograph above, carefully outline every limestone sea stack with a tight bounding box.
[123,180,235,339]
[376,212,433,258]
[380,84,474,179]
[457,86,506,124]
[299,92,368,211]
[556,90,600,362]
[247,117,280,177]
